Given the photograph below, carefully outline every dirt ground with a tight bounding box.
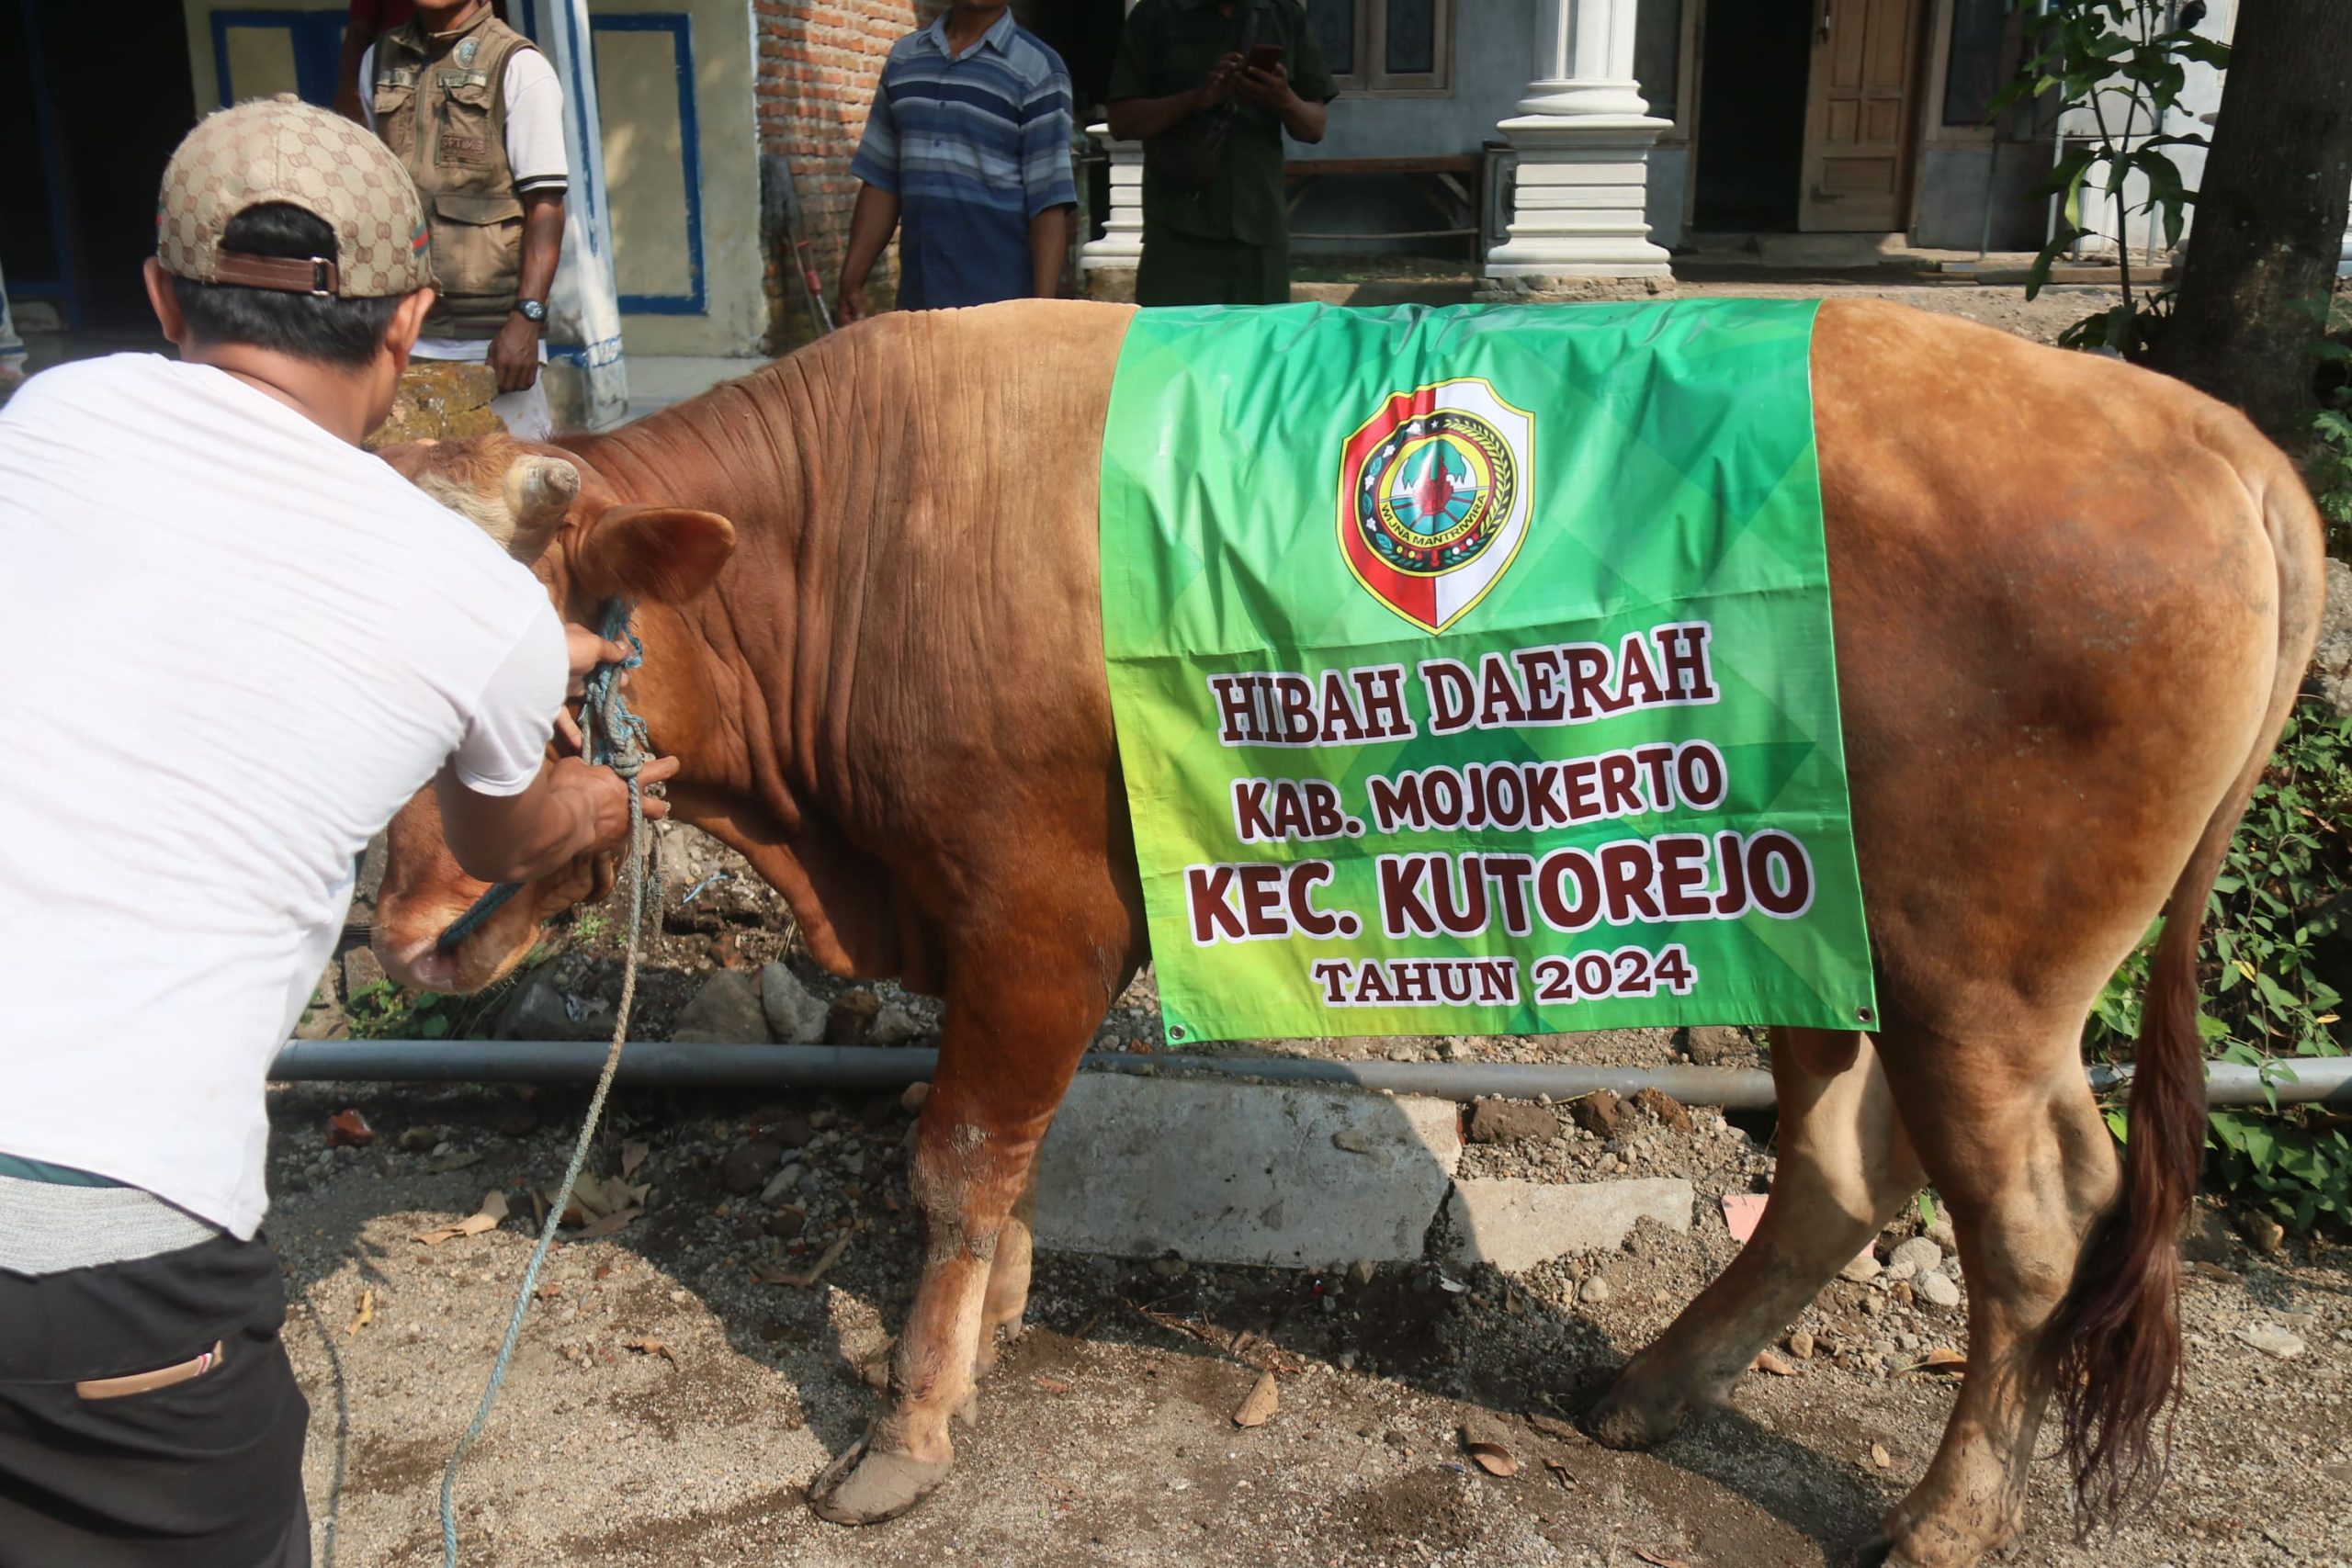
[270,276,2348,1567]
[269,1069,2349,1568]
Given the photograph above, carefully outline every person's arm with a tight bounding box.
[1106,56,1239,141]
[1232,62,1327,143]
[334,25,373,122]
[1023,68,1079,299]
[837,184,900,324]
[434,752,677,885]
[334,0,379,121]
[432,615,676,886]
[487,191,562,393]
[1029,207,1071,299]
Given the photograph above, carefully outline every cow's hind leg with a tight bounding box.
[1855,1006,2119,1567]
[1588,1027,1924,1448]
[806,927,1123,1527]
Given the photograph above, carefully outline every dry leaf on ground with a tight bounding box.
[1233,1371,1279,1427]
[412,1190,510,1246]
[1751,1349,1800,1376]
[575,1205,642,1240]
[623,1337,677,1366]
[345,1287,373,1336]
[1033,1375,1072,1395]
[1543,1457,1577,1488]
[1461,1416,1518,1477]
[1899,1347,1968,1379]
[754,1232,850,1289]
[1871,1442,1894,1469]
[1634,1548,1691,1568]
[621,1140,650,1178]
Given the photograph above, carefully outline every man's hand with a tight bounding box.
[1200,51,1245,109]
[836,277,867,325]
[1232,61,1296,111]
[435,753,681,886]
[553,753,682,862]
[488,312,543,394]
[565,625,632,704]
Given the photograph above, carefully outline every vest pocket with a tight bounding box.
[371,82,417,155]
[429,191,526,310]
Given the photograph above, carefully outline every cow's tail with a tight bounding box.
[2046,441,2325,1530]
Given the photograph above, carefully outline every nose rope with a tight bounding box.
[435,597,646,953]
[436,594,654,1567]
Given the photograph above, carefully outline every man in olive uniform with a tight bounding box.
[1106,0,1333,306]
[363,0,566,436]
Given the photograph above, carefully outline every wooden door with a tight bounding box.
[1797,0,1926,231]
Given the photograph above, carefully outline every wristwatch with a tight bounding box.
[514,299,548,324]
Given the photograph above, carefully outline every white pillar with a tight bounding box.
[0,259,23,382]
[1079,123,1146,290]
[1485,0,1671,283]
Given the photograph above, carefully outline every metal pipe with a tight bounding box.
[266,1040,2352,1109]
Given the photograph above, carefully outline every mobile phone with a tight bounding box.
[1247,43,1284,73]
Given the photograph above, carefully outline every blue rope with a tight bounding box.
[435,599,646,953]
[438,597,652,1566]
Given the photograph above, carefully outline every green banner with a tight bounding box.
[1100,299,1874,1045]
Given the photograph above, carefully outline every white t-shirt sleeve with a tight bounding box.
[450,604,567,795]
[504,50,569,192]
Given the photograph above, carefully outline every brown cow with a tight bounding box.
[370,299,2322,1566]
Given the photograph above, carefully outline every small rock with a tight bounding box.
[1888,1237,1943,1278]
[1860,1293,1884,1317]
[1331,1128,1374,1154]
[1788,1329,1815,1360]
[765,1204,807,1237]
[1917,1271,1962,1310]
[2233,1322,2304,1359]
[2179,1205,2235,1266]
[2236,1209,2285,1255]
[759,964,828,1044]
[759,1165,799,1203]
[1892,1281,1915,1306]
[1629,1087,1694,1135]
[825,989,881,1046]
[1924,1208,1957,1253]
[342,945,387,998]
[869,1000,933,1046]
[720,1142,783,1196]
[672,970,769,1044]
[496,976,611,1041]
[1466,1099,1556,1145]
[900,1081,932,1115]
[1150,1257,1189,1280]
[1682,1025,1747,1065]
[1351,1258,1376,1286]
[397,1125,439,1153]
[1840,1251,1883,1283]
[1569,1089,1624,1138]
[1578,1275,1613,1304]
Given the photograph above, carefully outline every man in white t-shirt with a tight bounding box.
[362,0,568,438]
[0,98,673,1565]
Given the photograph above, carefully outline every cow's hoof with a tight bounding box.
[805,1438,952,1526]
[1582,1382,1683,1451]
[1849,1538,1925,1568]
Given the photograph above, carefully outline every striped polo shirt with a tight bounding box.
[850,9,1078,310]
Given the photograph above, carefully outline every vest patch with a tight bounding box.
[439,134,491,164]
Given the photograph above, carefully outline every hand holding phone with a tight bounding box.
[1247,42,1284,74]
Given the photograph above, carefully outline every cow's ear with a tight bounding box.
[571,504,736,603]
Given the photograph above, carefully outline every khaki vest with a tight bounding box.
[372,7,537,337]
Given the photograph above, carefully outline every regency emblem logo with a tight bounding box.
[1337,378,1533,634]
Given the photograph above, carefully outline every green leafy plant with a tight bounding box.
[1992,0,2229,358]
[2086,700,2352,1229]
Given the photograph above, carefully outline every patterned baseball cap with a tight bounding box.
[156,95,433,299]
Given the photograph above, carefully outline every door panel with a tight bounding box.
[1798,0,1924,231]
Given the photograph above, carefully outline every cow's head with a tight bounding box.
[370,433,735,994]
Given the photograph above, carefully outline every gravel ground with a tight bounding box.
[269,1069,2349,1568]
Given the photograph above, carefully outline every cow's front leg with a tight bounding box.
[807,934,1123,1526]
[1589,1027,1925,1448]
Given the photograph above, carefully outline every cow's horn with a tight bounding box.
[499,456,581,560]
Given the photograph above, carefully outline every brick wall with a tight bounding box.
[752,1,1051,352]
